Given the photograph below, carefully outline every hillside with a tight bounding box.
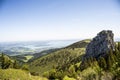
[29,39,90,75]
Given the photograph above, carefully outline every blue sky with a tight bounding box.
[0,0,120,42]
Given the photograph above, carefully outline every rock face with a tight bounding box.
[85,30,115,58]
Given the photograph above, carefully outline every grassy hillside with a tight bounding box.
[29,39,90,75]
[66,39,91,49]
[0,69,47,80]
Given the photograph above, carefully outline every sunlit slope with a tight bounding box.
[29,39,91,75]
[66,39,91,48]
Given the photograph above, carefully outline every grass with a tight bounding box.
[0,69,47,80]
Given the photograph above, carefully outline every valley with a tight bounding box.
[0,40,77,56]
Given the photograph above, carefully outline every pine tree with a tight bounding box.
[109,49,115,63]
[98,57,107,70]
[114,45,120,66]
[13,60,19,69]
[118,42,120,51]
[83,58,89,69]
[107,56,112,70]
[114,47,119,56]
[1,53,12,69]
[87,57,92,66]
[1,53,5,69]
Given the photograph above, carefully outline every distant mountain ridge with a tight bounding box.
[0,40,77,56]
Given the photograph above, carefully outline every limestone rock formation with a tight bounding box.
[84,30,115,58]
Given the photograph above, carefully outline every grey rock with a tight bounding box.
[84,30,115,58]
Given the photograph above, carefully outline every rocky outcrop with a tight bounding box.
[84,30,115,58]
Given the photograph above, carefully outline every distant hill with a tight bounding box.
[13,48,61,63]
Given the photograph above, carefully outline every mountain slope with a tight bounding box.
[66,39,91,49]
[29,39,90,75]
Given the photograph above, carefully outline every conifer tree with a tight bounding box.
[1,53,5,69]
[13,60,19,69]
[118,42,120,51]
[1,53,12,69]
[114,45,120,66]
[109,49,115,63]
[98,57,107,70]
[114,47,119,56]
[84,58,89,69]
[107,56,112,70]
